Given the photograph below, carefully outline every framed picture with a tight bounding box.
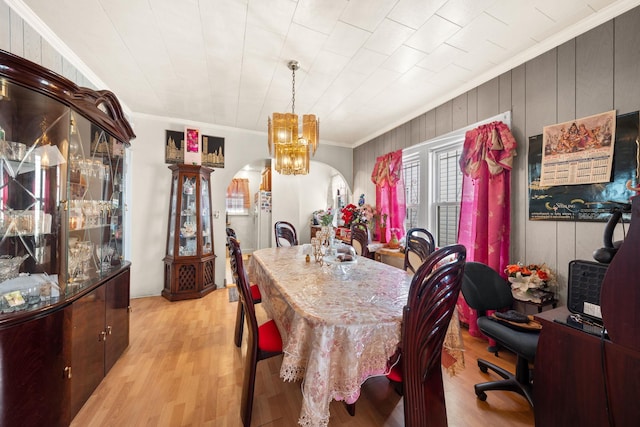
[165,130,184,164]
[202,135,225,168]
[184,127,201,165]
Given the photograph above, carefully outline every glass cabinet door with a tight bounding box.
[0,80,68,309]
[167,175,178,257]
[66,113,124,292]
[180,175,197,256]
[200,175,212,255]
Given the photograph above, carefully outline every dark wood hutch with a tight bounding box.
[0,49,135,426]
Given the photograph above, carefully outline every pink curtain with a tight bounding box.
[371,150,406,242]
[456,121,517,337]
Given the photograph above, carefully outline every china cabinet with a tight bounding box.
[163,164,216,300]
[0,49,135,426]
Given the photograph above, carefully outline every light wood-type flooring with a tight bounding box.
[71,281,535,426]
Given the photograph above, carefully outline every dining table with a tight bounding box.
[248,245,413,427]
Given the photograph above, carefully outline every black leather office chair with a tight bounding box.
[460,261,538,407]
[403,227,436,274]
[274,221,298,247]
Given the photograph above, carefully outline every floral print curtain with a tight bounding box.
[456,121,517,337]
[371,150,406,243]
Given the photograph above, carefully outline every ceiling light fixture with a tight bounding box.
[268,60,319,175]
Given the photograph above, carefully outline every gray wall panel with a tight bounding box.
[9,9,23,56]
[557,40,577,123]
[477,77,500,120]
[452,93,468,130]
[435,102,452,136]
[467,88,478,124]
[524,49,558,267]
[556,39,578,292]
[614,7,640,115]
[510,64,527,266]
[410,116,422,145]
[575,21,615,262]
[576,21,614,117]
[41,42,62,75]
[23,24,41,64]
[499,73,512,114]
[0,2,10,51]
[425,109,436,140]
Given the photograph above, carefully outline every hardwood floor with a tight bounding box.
[71,287,535,426]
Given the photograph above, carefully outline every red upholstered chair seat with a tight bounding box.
[258,319,283,353]
[250,284,262,302]
[386,359,402,383]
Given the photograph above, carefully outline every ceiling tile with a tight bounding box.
[364,18,415,56]
[339,0,397,31]
[405,14,461,54]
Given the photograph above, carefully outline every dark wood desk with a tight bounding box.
[534,307,640,427]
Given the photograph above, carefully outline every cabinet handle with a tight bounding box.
[64,366,72,379]
[106,325,112,335]
[99,331,107,341]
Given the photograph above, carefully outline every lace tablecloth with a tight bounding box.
[249,247,413,427]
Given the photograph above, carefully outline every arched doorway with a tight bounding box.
[225,159,351,254]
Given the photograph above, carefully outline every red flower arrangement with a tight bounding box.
[341,204,358,226]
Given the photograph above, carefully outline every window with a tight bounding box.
[434,147,463,247]
[402,137,463,246]
[226,178,250,215]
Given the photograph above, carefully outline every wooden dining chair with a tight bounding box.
[225,230,262,348]
[227,236,283,427]
[350,223,372,259]
[386,244,467,427]
[404,228,436,274]
[274,221,298,247]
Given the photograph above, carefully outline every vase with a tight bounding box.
[379,226,387,243]
[388,231,399,249]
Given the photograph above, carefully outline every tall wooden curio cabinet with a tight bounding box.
[163,164,216,300]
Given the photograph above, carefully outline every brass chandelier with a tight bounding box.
[268,60,319,175]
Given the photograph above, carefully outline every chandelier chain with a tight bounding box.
[291,65,296,115]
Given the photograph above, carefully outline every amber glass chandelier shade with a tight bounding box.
[267,60,319,175]
[268,113,319,175]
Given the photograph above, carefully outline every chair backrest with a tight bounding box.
[461,261,513,314]
[401,244,467,427]
[226,227,237,238]
[227,237,259,352]
[274,221,298,247]
[350,223,371,258]
[404,227,436,274]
